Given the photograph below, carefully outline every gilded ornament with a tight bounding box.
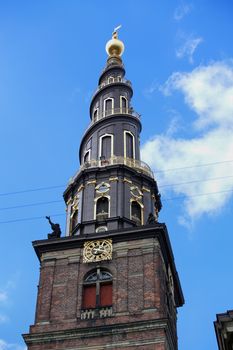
[83,239,112,263]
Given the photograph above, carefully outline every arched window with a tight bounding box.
[82,269,112,309]
[96,226,108,233]
[104,98,114,116]
[99,134,113,160]
[131,201,142,225]
[93,108,98,122]
[120,96,128,113]
[70,195,79,232]
[96,196,109,220]
[124,131,135,159]
[83,150,90,164]
[108,76,114,83]
[71,210,78,230]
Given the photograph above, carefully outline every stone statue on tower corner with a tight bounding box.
[46,216,61,239]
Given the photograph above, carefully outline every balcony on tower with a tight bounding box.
[90,106,140,126]
[93,76,132,99]
[69,156,154,186]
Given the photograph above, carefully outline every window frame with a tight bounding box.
[124,130,135,159]
[120,95,128,113]
[82,268,113,309]
[94,195,111,220]
[99,133,114,159]
[93,107,99,122]
[108,76,114,84]
[96,226,108,233]
[83,149,91,164]
[103,97,114,117]
[130,199,144,225]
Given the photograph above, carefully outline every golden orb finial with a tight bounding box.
[105,25,125,57]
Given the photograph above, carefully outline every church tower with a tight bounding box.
[23,30,184,350]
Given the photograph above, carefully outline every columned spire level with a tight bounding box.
[23,31,184,350]
[61,27,162,236]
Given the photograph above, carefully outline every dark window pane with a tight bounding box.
[96,197,109,220]
[121,97,127,109]
[99,271,112,281]
[72,211,78,230]
[85,272,98,283]
[93,110,98,122]
[131,201,141,225]
[126,133,134,158]
[84,152,90,163]
[101,136,111,159]
[105,99,113,113]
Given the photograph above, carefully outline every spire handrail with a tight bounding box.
[84,108,141,135]
[102,107,140,119]
[69,156,154,184]
[93,77,132,98]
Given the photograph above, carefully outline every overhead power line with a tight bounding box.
[1,176,233,212]
[1,159,233,198]
[0,213,65,224]
[163,188,233,201]
[159,175,233,188]
[0,185,64,197]
[156,159,233,173]
[0,188,233,224]
[0,200,63,211]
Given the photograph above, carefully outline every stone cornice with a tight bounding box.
[23,317,169,344]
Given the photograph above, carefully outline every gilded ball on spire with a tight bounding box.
[105,25,125,57]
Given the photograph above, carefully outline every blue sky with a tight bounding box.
[0,1,233,349]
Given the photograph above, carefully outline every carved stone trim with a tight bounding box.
[80,306,113,320]
[142,186,150,193]
[86,180,97,185]
[78,184,85,192]
[123,177,132,184]
[109,176,119,182]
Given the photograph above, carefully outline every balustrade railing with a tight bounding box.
[84,107,141,135]
[100,107,140,120]
[81,306,113,320]
[93,77,132,98]
[67,156,154,184]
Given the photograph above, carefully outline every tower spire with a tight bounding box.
[23,33,184,350]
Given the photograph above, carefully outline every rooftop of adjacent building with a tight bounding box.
[214,310,233,350]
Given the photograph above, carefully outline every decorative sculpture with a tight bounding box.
[46,216,61,239]
[146,212,157,225]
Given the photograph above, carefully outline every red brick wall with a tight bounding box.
[26,237,178,349]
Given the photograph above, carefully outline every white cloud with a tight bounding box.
[0,340,26,350]
[176,36,203,64]
[164,110,183,137]
[142,61,233,224]
[162,61,233,129]
[0,274,20,324]
[143,81,158,98]
[0,291,8,303]
[0,314,9,324]
[174,3,192,21]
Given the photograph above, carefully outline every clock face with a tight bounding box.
[83,239,112,263]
